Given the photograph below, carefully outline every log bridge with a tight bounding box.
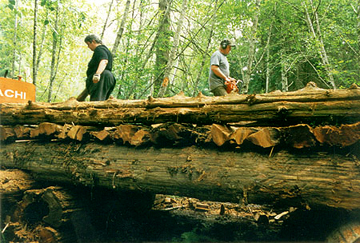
[1,82,360,211]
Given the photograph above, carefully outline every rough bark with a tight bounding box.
[1,141,359,210]
[154,0,172,97]
[158,0,188,97]
[1,83,360,126]
[48,0,60,103]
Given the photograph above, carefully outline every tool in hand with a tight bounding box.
[226,79,243,94]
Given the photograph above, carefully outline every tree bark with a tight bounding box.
[1,83,359,126]
[48,0,60,102]
[154,0,172,97]
[1,121,359,149]
[33,0,38,86]
[158,0,188,97]
[1,142,359,210]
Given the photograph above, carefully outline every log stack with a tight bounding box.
[1,82,360,210]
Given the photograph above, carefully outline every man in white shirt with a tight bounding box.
[208,39,237,96]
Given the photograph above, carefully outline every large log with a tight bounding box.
[1,83,360,126]
[1,141,359,210]
[6,185,96,243]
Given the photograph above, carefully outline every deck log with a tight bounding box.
[1,141,359,210]
[1,83,360,126]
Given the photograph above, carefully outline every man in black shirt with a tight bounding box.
[83,34,115,101]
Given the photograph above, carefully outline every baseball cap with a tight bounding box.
[220,39,236,48]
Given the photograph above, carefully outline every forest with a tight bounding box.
[1,1,360,241]
[1,0,359,102]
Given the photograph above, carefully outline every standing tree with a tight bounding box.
[48,0,60,102]
[158,0,188,97]
[112,0,131,56]
[100,0,115,39]
[33,0,38,85]
[154,0,172,97]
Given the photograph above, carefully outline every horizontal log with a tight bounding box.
[9,186,96,242]
[1,83,359,126]
[1,142,359,210]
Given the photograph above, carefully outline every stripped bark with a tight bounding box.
[2,121,359,149]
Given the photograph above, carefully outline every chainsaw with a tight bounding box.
[226,79,243,94]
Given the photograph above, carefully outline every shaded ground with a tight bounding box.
[1,172,359,243]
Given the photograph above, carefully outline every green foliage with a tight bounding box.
[1,0,359,102]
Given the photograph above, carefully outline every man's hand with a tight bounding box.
[93,74,100,83]
[224,77,236,85]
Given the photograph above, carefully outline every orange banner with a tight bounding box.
[0,77,36,103]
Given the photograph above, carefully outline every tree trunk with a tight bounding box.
[158,0,188,97]
[134,2,172,98]
[48,0,60,103]
[154,0,171,97]
[266,46,270,93]
[8,185,96,242]
[1,141,359,210]
[33,0,38,86]
[280,51,288,92]
[112,0,131,56]
[101,0,115,39]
